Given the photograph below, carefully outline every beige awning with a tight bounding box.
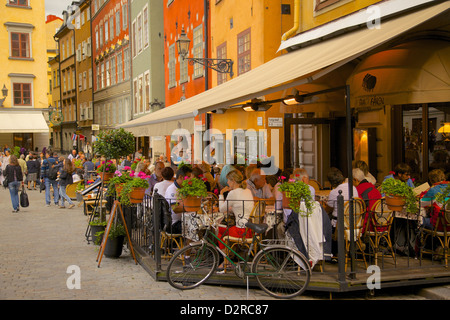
[348,39,450,108]
[0,111,49,133]
[118,1,449,134]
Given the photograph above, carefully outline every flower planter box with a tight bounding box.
[129,187,146,204]
[99,172,114,181]
[182,196,202,212]
[385,195,406,211]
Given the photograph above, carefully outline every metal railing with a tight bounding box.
[121,191,450,290]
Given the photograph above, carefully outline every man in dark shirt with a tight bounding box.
[40,151,60,206]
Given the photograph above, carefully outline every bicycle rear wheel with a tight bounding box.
[166,243,219,290]
[252,246,311,299]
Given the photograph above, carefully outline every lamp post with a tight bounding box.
[0,84,8,107]
[176,28,234,78]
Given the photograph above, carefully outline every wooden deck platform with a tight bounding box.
[132,243,450,293]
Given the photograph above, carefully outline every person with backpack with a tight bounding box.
[40,151,60,207]
[58,157,75,209]
[5,155,24,213]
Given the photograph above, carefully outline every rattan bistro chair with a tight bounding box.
[156,195,184,260]
[338,198,368,271]
[365,199,396,266]
[420,204,450,266]
[309,179,322,192]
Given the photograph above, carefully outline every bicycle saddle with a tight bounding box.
[245,222,268,234]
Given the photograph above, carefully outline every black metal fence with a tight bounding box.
[116,191,450,291]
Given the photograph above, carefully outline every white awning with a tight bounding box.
[118,1,449,135]
[0,111,49,133]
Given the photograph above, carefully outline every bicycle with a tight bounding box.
[165,221,311,299]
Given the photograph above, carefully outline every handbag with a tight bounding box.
[2,177,8,188]
[20,188,29,207]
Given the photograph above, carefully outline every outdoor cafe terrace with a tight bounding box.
[86,188,450,295]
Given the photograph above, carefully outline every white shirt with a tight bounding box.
[164,182,182,224]
[219,188,254,228]
[327,183,359,227]
[153,180,173,198]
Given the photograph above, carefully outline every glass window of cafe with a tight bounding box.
[395,103,450,184]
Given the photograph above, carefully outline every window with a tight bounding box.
[99,25,103,47]
[122,4,128,30]
[79,72,82,90]
[315,0,342,11]
[145,72,150,112]
[124,48,130,80]
[111,55,116,86]
[143,6,149,48]
[168,44,176,88]
[193,25,204,78]
[11,33,30,58]
[116,11,121,36]
[13,83,31,106]
[133,78,138,114]
[104,20,109,43]
[8,0,28,6]
[72,69,76,90]
[117,52,123,83]
[88,68,92,88]
[132,20,136,56]
[100,62,105,89]
[138,76,143,113]
[137,14,142,53]
[95,31,99,51]
[110,16,114,40]
[217,42,227,85]
[237,28,251,75]
[83,71,87,90]
[106,59,110,87]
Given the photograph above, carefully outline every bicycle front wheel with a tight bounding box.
[166,243,219,290]
[252,246,311,299]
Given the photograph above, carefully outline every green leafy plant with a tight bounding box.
[106,171,134,197]
[381,178,418,213]
[95,223,127,244]
[93,128,135,160]
[435,183,450,206]
[177,177,208,199]
[96,160,117,173]
[278,179,314,216]
[89,220,107,227]
[119,172,150,206]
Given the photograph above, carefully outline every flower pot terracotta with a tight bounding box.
[99,172,114,181]
[385,195,406,211]
[115,183,125,197]
[182,196,202,212]
[129,187,146,204]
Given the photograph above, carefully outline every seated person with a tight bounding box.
[164,165,193,234]
[324,167,359,229]
[353,168,382,233]
[192,166,211,192]
[354,160,377,185]
[383,163,414,188]
[153,167,175,198]
[421,169,450,231]
[218,170,254,249]
[292,168,316,199]
[421,169,449,205]
[246,168,275,204]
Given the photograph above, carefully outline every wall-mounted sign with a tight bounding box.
[268,117,283,127]
[92,124,100,131]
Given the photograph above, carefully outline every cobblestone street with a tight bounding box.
[0,186,448,302]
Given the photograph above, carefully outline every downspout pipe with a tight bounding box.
[281,0,300,41]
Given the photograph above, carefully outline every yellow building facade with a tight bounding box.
[0,0,50,151]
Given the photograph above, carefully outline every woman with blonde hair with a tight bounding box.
[217,170,254,250]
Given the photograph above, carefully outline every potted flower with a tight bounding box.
[107,170,133,197]
[119,171,150,206]
[96,223,127,258]
[278,177,314,216]
[96,160,117,181]
[177,177,208,212]
[381,178,418,213]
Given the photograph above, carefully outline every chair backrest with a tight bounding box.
[370,198,394,231]
[309,179,322,192]
[153,193,172,231]
[250,200,266,223]
[343,198,366,240]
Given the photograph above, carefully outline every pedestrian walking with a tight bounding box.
[4,155,23,213]
[0,149,11,186]
[40,151,60,207]
[26,155,40,190]
[58,157,75,209]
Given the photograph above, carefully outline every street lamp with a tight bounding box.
[176,28,234,78]
[0,84,8,107]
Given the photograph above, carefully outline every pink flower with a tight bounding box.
[184,176,189,180]
[281,176,286,180]
[123,166,131,170]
